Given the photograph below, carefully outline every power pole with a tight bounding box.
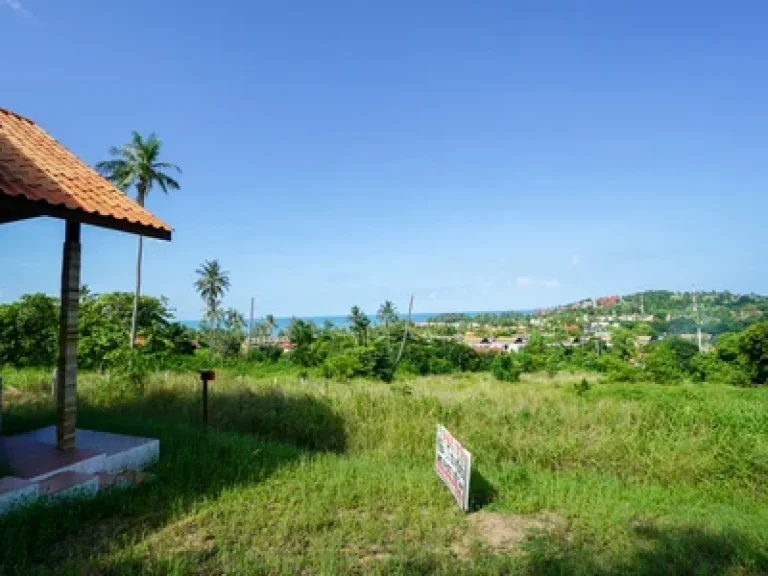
[395,295,414,365]
[247,297,255,353]
[640,294,644,315]
[693,286,702,352]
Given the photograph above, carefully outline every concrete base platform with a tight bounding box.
[0,477,38,514]
[0,434,105,481]
[38,471,99,500]
[0,427,159,515]
[15,426,160,474]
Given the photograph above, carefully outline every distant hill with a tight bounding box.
[560,290,768,316]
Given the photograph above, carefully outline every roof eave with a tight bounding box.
[0,195,172,241]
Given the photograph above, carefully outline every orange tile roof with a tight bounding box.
[0,107,171,237]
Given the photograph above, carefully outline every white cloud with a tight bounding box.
[427,291,437,301]
[515,276,560,289]
[2,0,35,19]
[571,254,581,266]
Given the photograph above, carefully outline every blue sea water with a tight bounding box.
[180,310,531,332]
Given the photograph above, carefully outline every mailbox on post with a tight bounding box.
[199,370,215,429]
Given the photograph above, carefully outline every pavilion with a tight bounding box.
[0,106,172,451]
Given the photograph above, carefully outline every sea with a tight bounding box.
[180,310,532,332]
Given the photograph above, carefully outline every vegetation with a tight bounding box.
[2,285,768,391]
[96,132,181,348]
[2,285,768,572]
[0,370,767,573]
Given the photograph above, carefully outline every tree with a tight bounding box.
[348,305,371,346]
[265,314,277,342]
[733,322,768,385]
[194,260,231,328]
[218,308,246,356]
[288,318,315,367]
[611,328,635,361]
[491,354,521,382]
[377,300,398,338]
[96,132,181,348]
[0,294,58,367]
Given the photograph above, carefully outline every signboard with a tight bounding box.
[435,424,472,511]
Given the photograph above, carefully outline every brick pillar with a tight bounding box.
[56,221,81,451]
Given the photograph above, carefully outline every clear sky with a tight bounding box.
[1,1,766,319]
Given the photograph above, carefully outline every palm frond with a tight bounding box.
[97,130,182,201]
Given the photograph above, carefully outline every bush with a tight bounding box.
[246,345,283,364]
[322,350,362,381]
[573,378,591,395]
[643,344,685,383]
[491,354,521,382]
[514,352,535,373]
[692,353,750,386]
[598,355,640,382]
[104,347,152,394]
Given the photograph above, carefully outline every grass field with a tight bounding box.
[1,368,767,574]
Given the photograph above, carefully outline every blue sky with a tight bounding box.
[1,1,766,319]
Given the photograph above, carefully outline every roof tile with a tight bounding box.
[0,107,171,235]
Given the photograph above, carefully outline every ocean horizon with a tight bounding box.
[180,310,533,332]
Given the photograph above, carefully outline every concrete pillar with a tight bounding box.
[56,221,81,451]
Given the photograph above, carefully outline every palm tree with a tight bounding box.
[265,314,276,343]
[96,132,181,347]
[377,300,398,339]
[348,305,371,346]
[195,260,231,328]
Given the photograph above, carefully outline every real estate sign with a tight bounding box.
[435,424,471,511]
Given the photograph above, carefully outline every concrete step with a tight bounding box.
[38,471,99,500]
[97,470,154,490]
[0,477,39,514]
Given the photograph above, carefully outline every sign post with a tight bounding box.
[435,424,472,511]
[199,370,215,430]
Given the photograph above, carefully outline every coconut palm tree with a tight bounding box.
[96,132,181,347]
[348,305,371,346]
[377,300,398,338]
[265,314,277,343]
[195,260,231,328]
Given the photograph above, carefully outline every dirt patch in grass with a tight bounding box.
[453,511,568,557]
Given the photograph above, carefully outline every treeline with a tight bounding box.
[0,292,194,370]
[285,317,489,382]
[489,325,768,387]
[428,311,529,327]
[2,291,766,388]
[0,292,490,384]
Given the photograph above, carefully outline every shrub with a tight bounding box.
[573,377,591,395]
[322,352,361,381]
[599,355,640,382]
[491,354,521,382]
[246,345,283,364]
[104,347,152,394]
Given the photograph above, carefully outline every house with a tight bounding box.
[597,295,620,307]
[465,335,529,353]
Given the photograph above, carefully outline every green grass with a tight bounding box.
[1,369,767,574]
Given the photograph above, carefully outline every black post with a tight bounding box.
[199,370,215,430]
[202,378,208,430]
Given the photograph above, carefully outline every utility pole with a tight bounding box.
[640,294,644,315]
[693,285,702,352]
[247,297,255,353]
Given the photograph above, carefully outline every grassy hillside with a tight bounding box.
[1,370,767,574]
